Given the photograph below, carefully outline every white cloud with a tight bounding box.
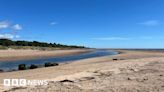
[0,34,20,39]
[12,24,22,30]
[50,22,58,25]
[91,37,131,40]
[138,20,159,26]
[0,21,23,31]
[15,35,20,38]
[0,21,10,29]
[0,20,22,39]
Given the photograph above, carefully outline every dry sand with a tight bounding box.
[0,49,91,61]
[0,50,164,92]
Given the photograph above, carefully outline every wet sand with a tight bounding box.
[1,50,164,92]
[0,49,92,62]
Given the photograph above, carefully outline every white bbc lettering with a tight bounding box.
[11,79,19,86]
[3,79,11,86]
[19,79,27,86]
[3,79,48,86]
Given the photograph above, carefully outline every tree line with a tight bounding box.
[0,39,85,48]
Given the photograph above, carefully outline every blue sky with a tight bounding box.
[0,0,164,48]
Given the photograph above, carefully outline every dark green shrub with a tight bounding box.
[0,38,85,48]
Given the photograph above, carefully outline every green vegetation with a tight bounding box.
[0,39,85,50]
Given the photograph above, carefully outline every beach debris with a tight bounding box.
[60,79,74,83]
[45,62,59,67]
[18,64,26,70]
[79,77,95,81]
[113,58,118,61]
[113,58,125,61]
[15,62,59,72]
[29,64,38,69]
[136,77,148,82]
[159,74,163,77]
[0,69,4,73]
[127,77,131,80]
[127,77,135,81]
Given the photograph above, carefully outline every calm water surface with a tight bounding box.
[0,50,118,71]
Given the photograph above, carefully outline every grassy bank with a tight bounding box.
[0,39,85,50]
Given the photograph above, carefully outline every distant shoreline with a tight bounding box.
[0,49,93,62]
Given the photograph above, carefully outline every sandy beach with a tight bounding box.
[0,49,92,61]
[0,50,164,92]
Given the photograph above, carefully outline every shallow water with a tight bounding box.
[0,50,118,71]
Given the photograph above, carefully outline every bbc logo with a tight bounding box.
[4,79,27,86]
[3,79,48,86]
